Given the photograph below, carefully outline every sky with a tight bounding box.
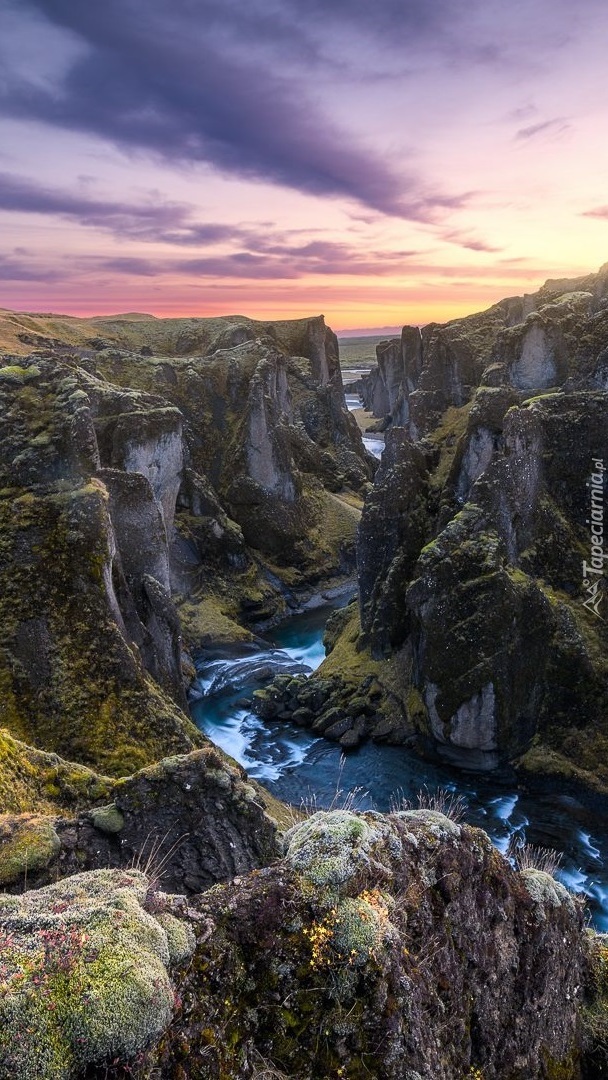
[0,0,607,330]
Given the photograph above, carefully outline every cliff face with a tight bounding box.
[88,315,371,581]
[261,269,608,787]
[360,265,608,437]
[0,314,371,775]
[0,359,200,776]
[355,269,608,784]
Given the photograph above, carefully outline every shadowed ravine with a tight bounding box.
[192,600,608,931]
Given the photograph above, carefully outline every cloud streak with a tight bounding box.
[582,206,608,220]
[0,0,470,221]
[0,255,64,282]
[515,117,570,140]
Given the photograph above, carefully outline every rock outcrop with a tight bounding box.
[0,806,606,1080]
[0,314,371,776]
[0,746,281,897]
[267,267,608,791]
[0,359,200,775]
[83,808,588,1080]
[88,315,372,583]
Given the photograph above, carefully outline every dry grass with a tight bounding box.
[507,837,563,876]
[389,785,468,823]
[283,754,370,827]
[250,1050,290,1079]
[129,830,189,886]
[338,334,393,369]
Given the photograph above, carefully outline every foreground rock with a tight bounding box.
[0,868,195,1079]
[0,745,282,896]
[3,805,607,1080]
[151,811,604,1079]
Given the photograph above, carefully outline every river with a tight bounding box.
[190,600,608,930]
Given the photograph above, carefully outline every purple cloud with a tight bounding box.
[515,117,570,140]
[440,230,503,253]
[0,172,245,244]
[0,256,65,282]
[0,0,469,221]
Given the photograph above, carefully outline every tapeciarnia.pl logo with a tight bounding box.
[582,457,606,619]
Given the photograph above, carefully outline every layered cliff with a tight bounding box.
[0,314,371,777]
[266,268,608,790]
[360,265,608,437]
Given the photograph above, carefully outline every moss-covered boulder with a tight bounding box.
[0,814,60,885]
[0,868,194,1079]
[151,808,586,1079]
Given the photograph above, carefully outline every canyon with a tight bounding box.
[0,269,607,1078]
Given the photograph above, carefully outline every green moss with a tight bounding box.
[331,890,394,966]
[516,743,608,795]
[0,365,31,382]
[427,402,474,491]
[177,592,255,648]
[312,490,361,557]
[0,814,61,885]
[89,803,124,834]
[0,868,193,1078]
[582,933,608,1073]
[540,1048,580,1079]
[405,686,428,731]
[317,606,383,681]
[522,392,563,405]
[0,727,115,815]
[156,912,196,965]
[520,868,576,913]
[285,810,394,893]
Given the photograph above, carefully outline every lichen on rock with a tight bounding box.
[0,868,194,1079]
[150,808,586,1080]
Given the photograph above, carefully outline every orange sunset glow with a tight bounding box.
[1,1,607,329]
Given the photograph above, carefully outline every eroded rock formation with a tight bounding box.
[0,314,371,776]
[266,268,608,789]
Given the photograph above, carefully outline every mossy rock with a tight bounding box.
[0,727,114,815]
[89,802,124,834]
[0,814,61,885]
[0,868,194,1078]
[284,810,396,894]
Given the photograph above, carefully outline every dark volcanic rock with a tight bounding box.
[0,808,594,1080]
[151,809,587,1080]
[306,267,608,788]
[0,747,281,896]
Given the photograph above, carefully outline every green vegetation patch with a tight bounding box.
[0,814,61,885]
[0,868,193,1079]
